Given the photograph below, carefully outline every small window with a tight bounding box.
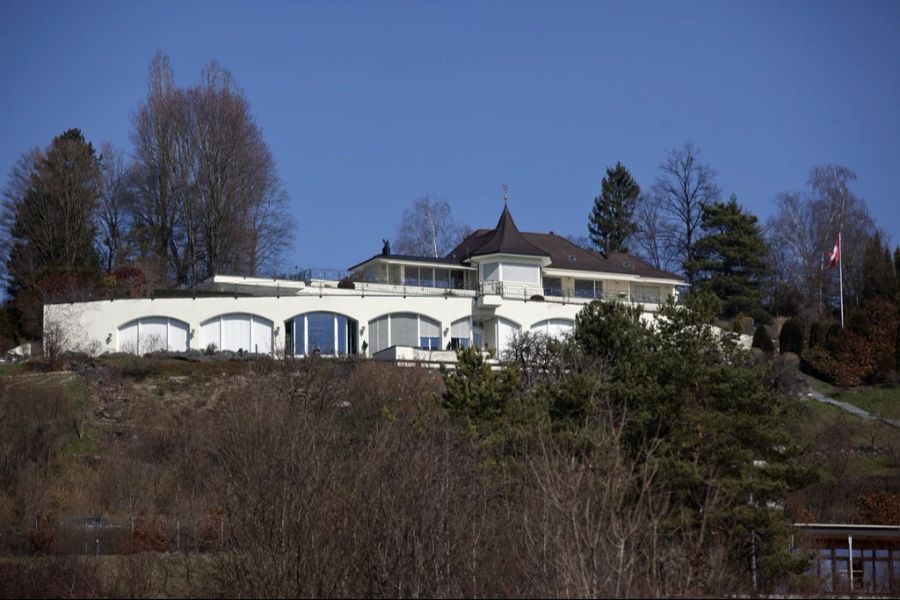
[419,336,441,349]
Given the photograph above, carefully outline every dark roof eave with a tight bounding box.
[348,254,469,271]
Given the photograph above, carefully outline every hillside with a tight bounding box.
[2,352,899,597]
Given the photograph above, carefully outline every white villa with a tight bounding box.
[44,206,684,362]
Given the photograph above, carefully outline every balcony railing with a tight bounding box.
[478,282,666,305]
[356,273,476,291]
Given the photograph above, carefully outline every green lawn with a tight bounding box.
[0,362,24,377]
[802,374,900,420]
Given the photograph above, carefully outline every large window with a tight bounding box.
[574,279,599,299]
[367,313,442,354]
[482,262,500,281]
[200,313,273,354]
[419,317,441,349]
[809,543,900,593]
[473,321,485,349]
[543,276,562,296]
[288,312,357,356]
[501,262,540,284]
[497,318,520,357]
[118,316,189,354]
[401,266,468,289]
[451,318,471,349]
[632,284,661,303]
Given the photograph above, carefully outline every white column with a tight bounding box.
[848,535,854,591]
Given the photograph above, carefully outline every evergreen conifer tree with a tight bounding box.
[860,232,897,303]
[588,162,640,256]
[690,195,769,318]
[4,129,102,336]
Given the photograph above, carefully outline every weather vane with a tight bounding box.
[502,184,509,204]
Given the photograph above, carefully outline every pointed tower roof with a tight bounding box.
[448,205,550,260]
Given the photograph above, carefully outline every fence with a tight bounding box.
[2,514,228,557]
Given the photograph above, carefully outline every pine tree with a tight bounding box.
[690,195,770,318]
[4,129,102,336]
[860,232,897,303]
[588,162,640,256]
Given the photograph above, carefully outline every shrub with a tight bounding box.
[825,323,843,352]
[807,321,831,349]
[847,311,871,337]
[749,308,774,326]
[803,329,877,387]
[864,298,898,382]
[856,491,900,525]
[800,346,834,383]
[779,318,804,354]
[752,325,774,353]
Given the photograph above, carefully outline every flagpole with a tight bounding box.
[839,231,844,329]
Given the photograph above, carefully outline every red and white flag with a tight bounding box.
[828,236,841,268]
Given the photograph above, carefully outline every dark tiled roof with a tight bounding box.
[446,205,549,259]
[520,232,682,280]
[358,206,683,282]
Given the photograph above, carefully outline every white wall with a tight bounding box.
[45,290,663,358]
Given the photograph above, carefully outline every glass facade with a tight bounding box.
[307,312,335,354]
[808,541,900,593]
[402,266,468,289]
[289,312,357,356]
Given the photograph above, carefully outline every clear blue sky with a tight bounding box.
[2,0,899,272]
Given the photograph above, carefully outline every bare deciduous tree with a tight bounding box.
[96,143,131,274]
[394,196,469,258]
[129,52,293,285]
[650,143,721,283]
[767,165,874,317]
[633,193,680,273]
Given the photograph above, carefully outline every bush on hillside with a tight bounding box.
[779,318,805,354]
[864,298,899,382]
[802,329,877,387]
[807,321,831,349]
[752,325,774,353]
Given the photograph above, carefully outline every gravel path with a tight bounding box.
[805,389,900,429]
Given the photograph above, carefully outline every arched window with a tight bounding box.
[496,317,520,356]
[200,313,273,354]
[286,312,358,356]
[449,318,485,350]
[530,318,575,339]
[118,316,190,354]
[367,313,441,354]
[450,317,471,349]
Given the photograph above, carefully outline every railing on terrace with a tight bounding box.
[355,273,476,291]
[478,282,669,305]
